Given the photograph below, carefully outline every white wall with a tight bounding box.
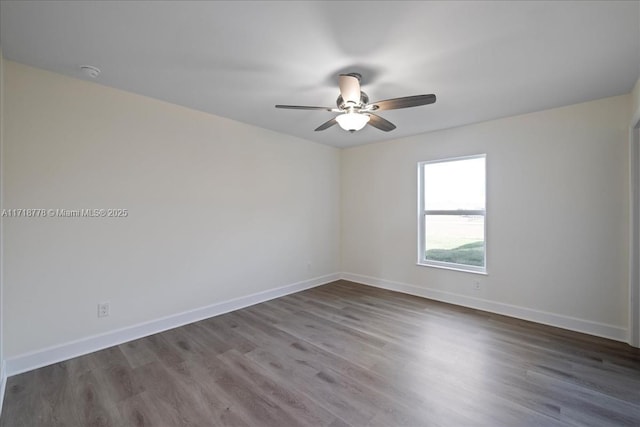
[632,77,640,124]
[630,76,640,346]
[3,61,340,358]
[342,94,631,338]
[0,48,5,383]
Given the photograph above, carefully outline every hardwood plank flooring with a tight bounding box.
[2,280,640,426]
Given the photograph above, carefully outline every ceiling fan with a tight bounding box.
[275,73,436,133]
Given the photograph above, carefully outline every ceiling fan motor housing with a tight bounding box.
[337,92,369,109]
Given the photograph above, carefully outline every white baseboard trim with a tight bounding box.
[340,272,627,342]
[6,273,340,377]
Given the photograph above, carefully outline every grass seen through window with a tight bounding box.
[424,214,484,267]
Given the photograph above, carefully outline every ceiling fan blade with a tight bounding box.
[371,94,436,111]
[275,105,334,111]
[338,74,361,105]
[367,113,396,132]
[314,118,338,131]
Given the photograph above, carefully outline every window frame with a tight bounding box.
[417,154,487,274]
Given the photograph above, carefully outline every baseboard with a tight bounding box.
[341,272,627,342]
[5,273,340,377]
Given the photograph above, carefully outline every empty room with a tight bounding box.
[0,1,639,426]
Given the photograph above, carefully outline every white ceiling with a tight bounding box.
[1,1,638,148]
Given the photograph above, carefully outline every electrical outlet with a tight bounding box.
[98,302,110,318]
[473,281,482,291]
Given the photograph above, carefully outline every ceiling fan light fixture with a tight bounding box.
[336,112,370,132]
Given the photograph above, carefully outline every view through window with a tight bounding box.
[418,155,486,272]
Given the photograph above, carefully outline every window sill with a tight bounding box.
[416,262,488,275]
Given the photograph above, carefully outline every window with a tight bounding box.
[418,155,486,273]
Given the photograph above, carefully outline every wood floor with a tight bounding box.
[2,280,640,427]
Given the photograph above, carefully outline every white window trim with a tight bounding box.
[417,154,487,274]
